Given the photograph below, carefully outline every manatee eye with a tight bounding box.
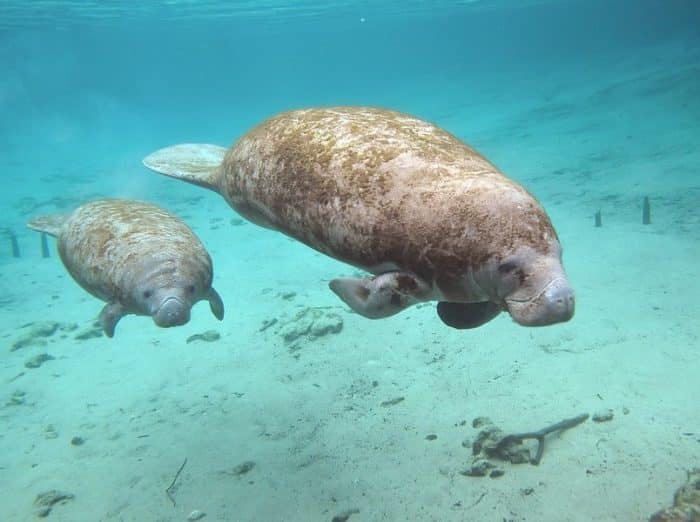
[498,261,518,274]
[143,290,152,299]
[186,285,195,294]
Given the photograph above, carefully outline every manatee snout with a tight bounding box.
[153,296,191,328]
[541,280,575,323]
[506,277,575,327]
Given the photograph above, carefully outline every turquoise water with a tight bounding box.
[1,1,699,521]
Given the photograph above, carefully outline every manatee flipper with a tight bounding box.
[99,302,126,338]
[207,287,225,320]
[142,144,227,191]
[436,301,502,329]
[329,271,432,319]
[26,214,70,237]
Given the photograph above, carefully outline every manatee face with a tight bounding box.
[123,252,224,333]
[478,245,575,327]
[133,278,199,329]
[152,290,193,328]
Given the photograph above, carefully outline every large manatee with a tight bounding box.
[143,107,573,329]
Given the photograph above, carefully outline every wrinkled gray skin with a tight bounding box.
[28,200,224,337]
[328,243,574,329]
[104,254,217,334]
[470,246,574,328]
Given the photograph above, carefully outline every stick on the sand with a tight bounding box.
[495,413,589,466]
[165,458,188,507]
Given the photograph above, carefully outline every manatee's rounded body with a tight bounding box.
[144,107,574,328]
[57,200,211,303]
[30,200,224,337]
[222,108,559,300]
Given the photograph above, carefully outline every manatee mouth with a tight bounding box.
[153,297,190,328]
[505,277,575,326]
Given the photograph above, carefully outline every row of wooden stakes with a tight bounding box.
[594,196,652,228]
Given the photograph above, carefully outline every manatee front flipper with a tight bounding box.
[142,144,227,191]
[329,271,432,319]
[99,302,127,338]
[207,287,225,320]
[437,301,502,329]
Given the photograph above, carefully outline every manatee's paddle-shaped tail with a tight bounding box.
[142,143,227,192]
[27,214,70,237]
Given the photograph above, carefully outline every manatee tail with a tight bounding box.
[142,143,227,193]
[27,214,69,237]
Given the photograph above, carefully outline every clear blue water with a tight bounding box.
[1,1,699,520]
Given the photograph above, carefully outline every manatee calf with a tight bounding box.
[143,107,574,329]
[28,199,224,337]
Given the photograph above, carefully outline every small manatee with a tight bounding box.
[28,199,224,337]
